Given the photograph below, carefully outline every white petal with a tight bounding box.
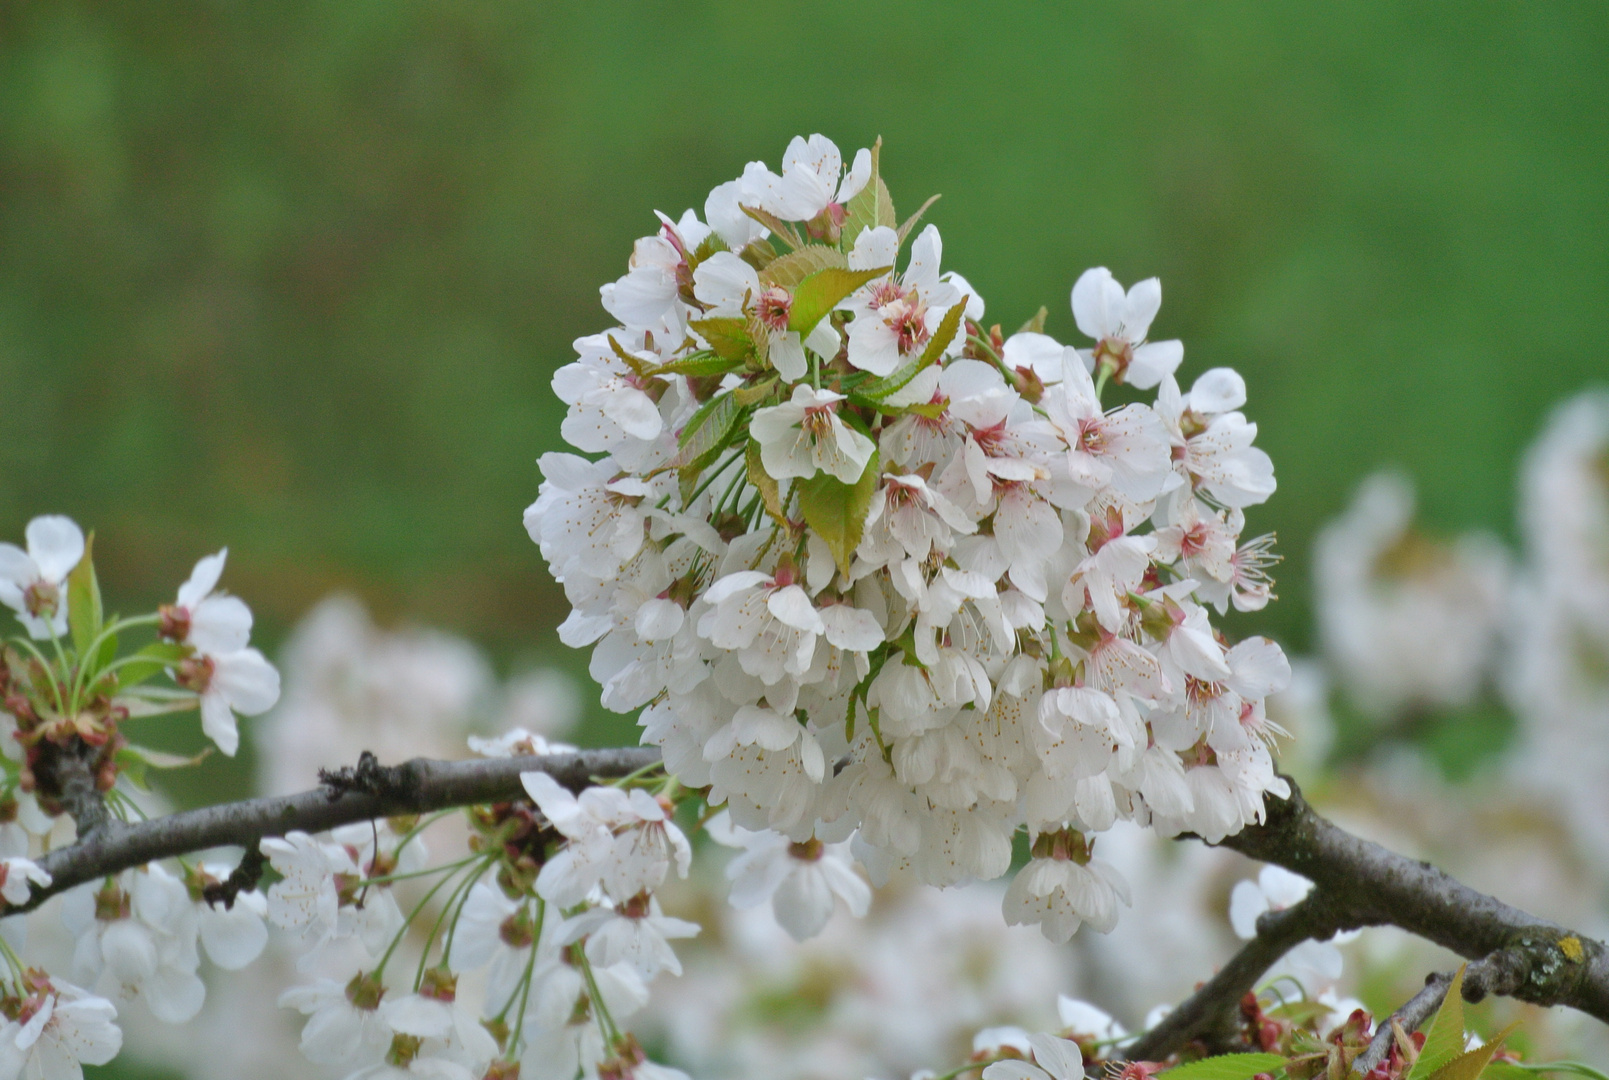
[176,550,227,610]
[769,331,808,382]
[1228,878,1270,939]
[24,516,84,584]
[1125,339,1184,389]
[848,226,898,272]
[1188,367,1247,414]
[1122,277,1162,341]
[200,693,240,757]
[772,866,834,940]
[213,648,281,715]
[199,900,268,970]
[1070,267,1121,341]
[188,595,252,654]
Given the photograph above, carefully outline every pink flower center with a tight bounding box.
[1092,337,1135,382]
[800,403,837,441]
[756,286,792,333]
[21,581,58,619]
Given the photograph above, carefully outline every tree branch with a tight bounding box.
[1123,893,1349,1062]
[6,746,660,915]
[1353,947,1552,1074]
[1122,777,1609,1063]
[10,748,1609,1071]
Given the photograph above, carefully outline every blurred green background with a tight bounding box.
[2,1,1606,752]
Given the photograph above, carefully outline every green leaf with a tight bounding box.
[114,642,190,692]
[675,391,739,461]
[687,232,729,273]
[1159,1053,1289,1080]
[740,204,804,250]
[746,440,788,527]
[66,532,102,657]
[733,376,779,407]
[797,450,879,577]
[919,297,968,365]
[1425,1021,1519,1080]
[1409,966,1468,1080]
[1017,306,1050,335]
[738,237,778,272]
[647,351,744,378]
[759,245,848,289]
[842,137,896,250]
[674,393,749,502]
[896,193,941,244]
[1478,1067,1531,1080]
[606,334,656,379]
[788,266,889,336]
[687,318,754,363]
[115,740,213,790]
[877,399,945,419]
[120,743,213,771]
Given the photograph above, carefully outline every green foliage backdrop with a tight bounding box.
[2,0,1605,735]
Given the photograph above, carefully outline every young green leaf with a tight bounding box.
[759,245,848,290]
[647,351,745,378]
[740,205,804,250]
[739,237,778,272]
[66,532,102,656]
[745,439,788,527]
[687,232,729,273]
[1424,1021,1519,1080]
[842,137,892,250]
[733,376,780,407]
[606,334,657,378]
[896,193,941,245]
[1158,1053,1289,1080]
[114,642,191,692]
[1409,966,1468,1080]
[1017,306,1050,335]
[687,318,754,363]
[797,450,879,577]
[788,266,889,336]
[119,743,213,771]
[675,393,746,467]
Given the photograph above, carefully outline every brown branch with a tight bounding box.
[6,746,661,915]
[1121,777,1609,1064]
[1123,893,1350,1062]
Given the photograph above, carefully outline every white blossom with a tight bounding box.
[0,516,85,640]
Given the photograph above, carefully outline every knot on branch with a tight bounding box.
[319,751,420,804]
[33,739,113,839]
[200,842,265,911]
[1479,931,1597,1007]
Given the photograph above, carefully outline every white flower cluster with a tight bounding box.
[1313,473,1509,724]
[1506,391,1609,862]
[269,746,699,1080]
[0,517,287,1079]
[528,134,1290,944]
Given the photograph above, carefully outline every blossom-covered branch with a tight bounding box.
[8,747,660,916]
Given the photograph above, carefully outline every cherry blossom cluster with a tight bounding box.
[0,516,283,1078]
[527,134,1289,945]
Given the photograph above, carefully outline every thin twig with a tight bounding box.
[1124,893,1348,1061]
